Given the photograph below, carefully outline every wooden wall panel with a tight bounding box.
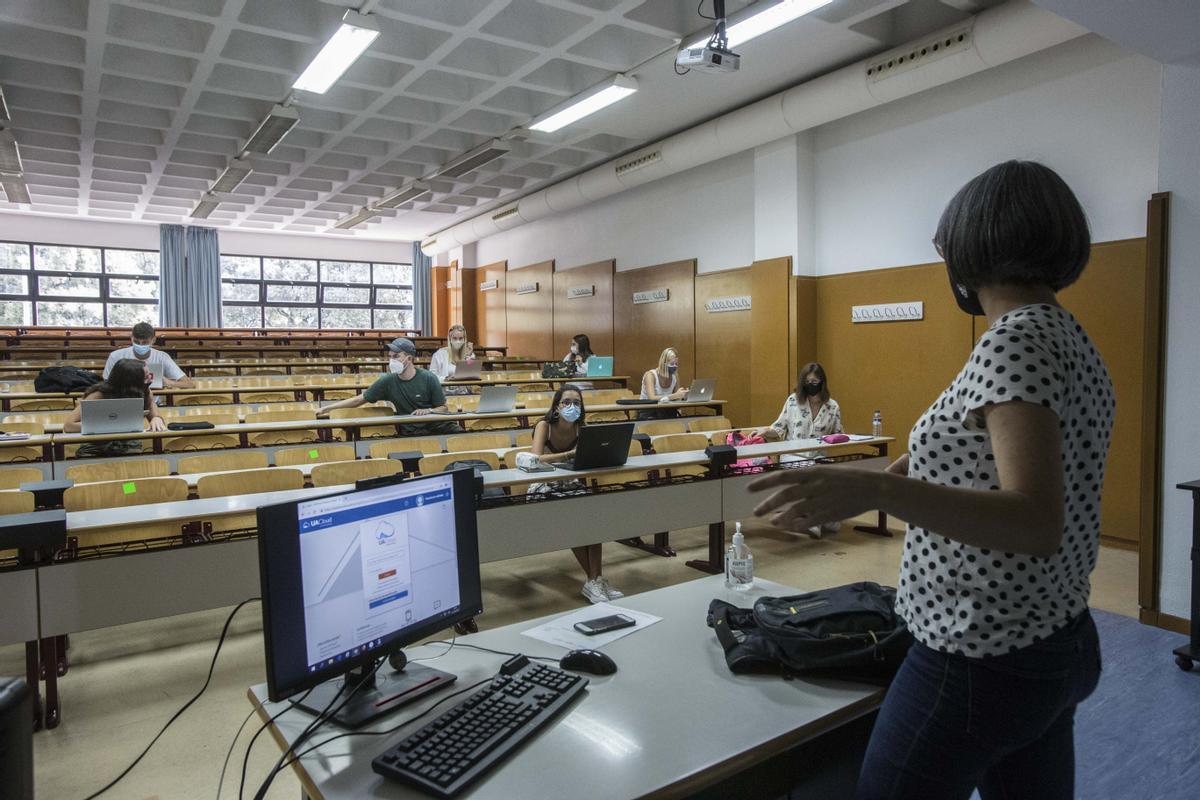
[815,262,974,454]
[471,261,507,350]
[552,260,614,362]
[449,261,474,335]
[749,258,793,425]
[430,266,450,337]
[614,260,696,390]
[505,260,554,360]
[1059,238,1149,546]
[794,276,818,368]
[695,269,752,427]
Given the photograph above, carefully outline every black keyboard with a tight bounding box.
[372,655,588,797]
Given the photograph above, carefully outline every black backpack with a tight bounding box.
[706,582,912,684]
[34,366,102,393]
[443,459,506,499]
[540,361,575,378]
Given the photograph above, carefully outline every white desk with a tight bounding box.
[247,576,884,800]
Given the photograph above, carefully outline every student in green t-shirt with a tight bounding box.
[316,337,462,437]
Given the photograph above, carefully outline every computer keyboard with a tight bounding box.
[372,654,588,797]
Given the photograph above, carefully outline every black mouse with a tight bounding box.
[560,649,617,676]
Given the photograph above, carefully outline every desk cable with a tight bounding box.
[227,686,314,800]
[81,597,260,800]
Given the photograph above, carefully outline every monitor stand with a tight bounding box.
[293,657,457,730]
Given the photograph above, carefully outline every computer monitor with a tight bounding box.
[257,468,483,728]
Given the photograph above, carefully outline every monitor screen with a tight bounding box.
[258,469,482,702]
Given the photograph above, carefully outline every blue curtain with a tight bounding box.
[159,224,185,327]
[412,241,433,336]
[160,224,220,327]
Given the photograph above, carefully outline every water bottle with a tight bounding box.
[872,410,883,437]
[725,522,754,591]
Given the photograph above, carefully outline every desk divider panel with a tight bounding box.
[0,568,39,645]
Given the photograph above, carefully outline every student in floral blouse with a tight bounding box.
[757,362,844,537]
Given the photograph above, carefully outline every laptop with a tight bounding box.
[81,397,145,435]
[476,385,518,414]
[552,422,635,471]
[585,356,614,377]
[673,378,716,403]
[452,360,482,380]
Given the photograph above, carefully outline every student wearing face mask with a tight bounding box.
[527,385,623,604]
[758,362,842,442]
[316,337,461,437]
[428,324,476,383]
[562,333,594,373]
[638,347,688,420]
[103,322,194,390]
[66,358,166,457]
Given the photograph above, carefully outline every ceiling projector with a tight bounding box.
[676,0,740,74]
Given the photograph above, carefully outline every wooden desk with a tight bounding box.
[0,356,543,376]
[247,576,883,800]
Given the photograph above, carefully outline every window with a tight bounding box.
[220,254,414,330]
[0,242,159,326]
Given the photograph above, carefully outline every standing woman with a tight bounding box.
[428,324,475,383]
[638,346,687,420]
[758,362,843,442]
[750,161,1112,799]
[65,358,166,457]
[526,385,623,604]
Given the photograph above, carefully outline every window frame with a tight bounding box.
[219,254,414,330]
[0,240,160,327]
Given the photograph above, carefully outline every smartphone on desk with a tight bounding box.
[574,613,636,636]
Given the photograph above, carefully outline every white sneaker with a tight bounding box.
[807,525,823,539]
[581,579,607,604]
[596,577,624,600]
[822,521,842,534]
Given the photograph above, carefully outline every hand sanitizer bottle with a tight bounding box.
[726,522,754,591]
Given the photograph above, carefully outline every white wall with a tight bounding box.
[473,150,756,274]
[1156,63,1200,620]
[0,212,412,262]
[813,35,1161,274]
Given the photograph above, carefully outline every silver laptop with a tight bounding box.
[679,378,716,402]
[476,385,518,414]
[453,359,482,380]
[81,397,145,435]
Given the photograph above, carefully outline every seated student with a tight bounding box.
[65,358,166,457]
[526,385,623,604]
[638,347,688,420]
[428,324,475,383]
[316,338,461,437]
[757,362,843,536]
[562,333,594,373]
[103,322,194,389]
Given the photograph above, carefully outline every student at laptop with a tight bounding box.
[316,337,461,437]
[638,347,688,420]
[562,333,594,373]
[103,323,194,389]
[428,324,475,383]
[528,385,623,604]
[755,362,843,537]
[65,358,165,457]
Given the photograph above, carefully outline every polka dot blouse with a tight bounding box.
[895,304,1115,657]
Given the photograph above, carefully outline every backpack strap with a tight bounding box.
[710,604,741,654]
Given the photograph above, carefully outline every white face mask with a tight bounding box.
[388,358,407,374]
[450,339,466,350]
[570,343,579,354]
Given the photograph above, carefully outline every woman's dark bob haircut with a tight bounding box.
[933,160,1090,292]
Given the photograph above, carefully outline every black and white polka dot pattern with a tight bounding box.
[895,304,1115,657]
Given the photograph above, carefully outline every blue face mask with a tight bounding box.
[558,403,582,423]
[132,343,152,357]
[667,364,678,375]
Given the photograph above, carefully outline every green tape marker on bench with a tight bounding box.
[122,482,136,495]
[309,449,320,459]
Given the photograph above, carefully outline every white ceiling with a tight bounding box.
[0,0,1004,242]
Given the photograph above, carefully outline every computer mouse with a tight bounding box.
[559,649,617,676]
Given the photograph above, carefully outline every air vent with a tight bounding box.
[421,237,438,250]
[866,23,973,83]
[491,206,519,222]
[615,150,661,177]
[434,140,511,180]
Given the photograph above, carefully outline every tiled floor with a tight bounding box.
[0,516,1142,800]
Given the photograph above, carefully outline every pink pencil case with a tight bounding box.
[820,434,850,444]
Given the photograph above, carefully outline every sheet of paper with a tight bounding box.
[847,434,876,441]
[520,602,662,651]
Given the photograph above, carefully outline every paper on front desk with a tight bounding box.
[520,602,662,651]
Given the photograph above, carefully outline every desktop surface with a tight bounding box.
[249,575,883,799]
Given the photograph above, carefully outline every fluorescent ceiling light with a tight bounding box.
[244,104,299,155]
[529,75,638,133]
[191,192,221,219]
[0,129,23,175]
[433,140,511,180]
[684,0,833,50]
[0,85,10,122]
[212,157,253,194]
[334,206,380,230]
[1,178,30,205]
[375,181,432,209]
[293,10,380,94]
